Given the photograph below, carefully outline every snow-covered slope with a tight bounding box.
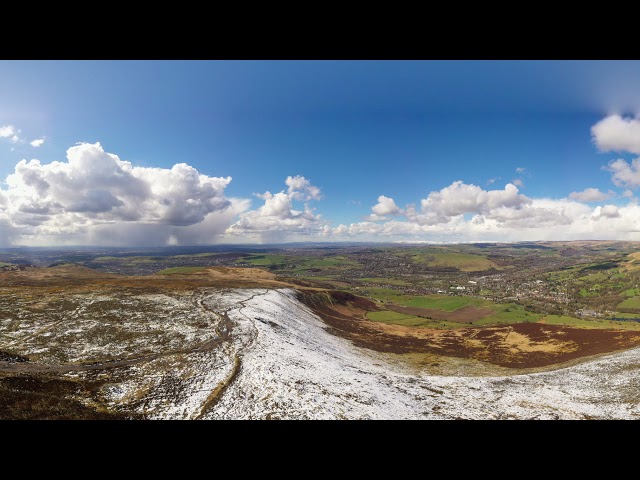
[201,289,640,419]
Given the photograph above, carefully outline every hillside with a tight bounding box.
[2,264,640,418]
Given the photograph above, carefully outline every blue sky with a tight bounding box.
[2,60,640,246]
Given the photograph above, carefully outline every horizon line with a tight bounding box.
[1,239,637,250]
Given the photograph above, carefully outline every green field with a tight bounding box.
[363,290,495,310]
[359,287,410,304]
[577,271,609,283]
[540,314,616,328]
[156,266,207,275]
[474,304,539,325]
[0,262,12,267]
[542,314,640,330]
[617,296,640,309]
[236,254,359,271]
[409,252,497,272]
[363,290,603,329]
[368,300,640,330]
[613,312,640,318]
[359,277,411,286]
[237,254,287,266]
[368,310,419,322]
[541,314,592,326]
[579,288,600,297]
[405,294,488,311]
[623,287,640,297]
[367,310,462,329]
[364,292,539,328]
[288,256,360,272]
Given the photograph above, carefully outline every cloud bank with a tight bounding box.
[0,142,241,246]
[328,179,640,243]
[1,112,640,246]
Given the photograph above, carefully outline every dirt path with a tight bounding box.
[387,303,494,323]
[194,289,267,419]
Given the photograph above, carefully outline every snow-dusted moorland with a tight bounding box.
[5,287,638,419]
[200,289,640,419]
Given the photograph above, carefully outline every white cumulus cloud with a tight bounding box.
[569,187,612,202]
[412,181,531,225]
[0,142,238,246]
[606,158,640,189]
[0,125,17,138]
[226,176,325,243]
[285,175,322,201]
[0,125,24,144]
[366,195,403,220]
[329,181,640,243]
[592,115,640,154]
[371,195,402,216]
[592,204,620,220]
[0,125,47,148]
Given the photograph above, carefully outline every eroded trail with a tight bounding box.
[193,290,267,419]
